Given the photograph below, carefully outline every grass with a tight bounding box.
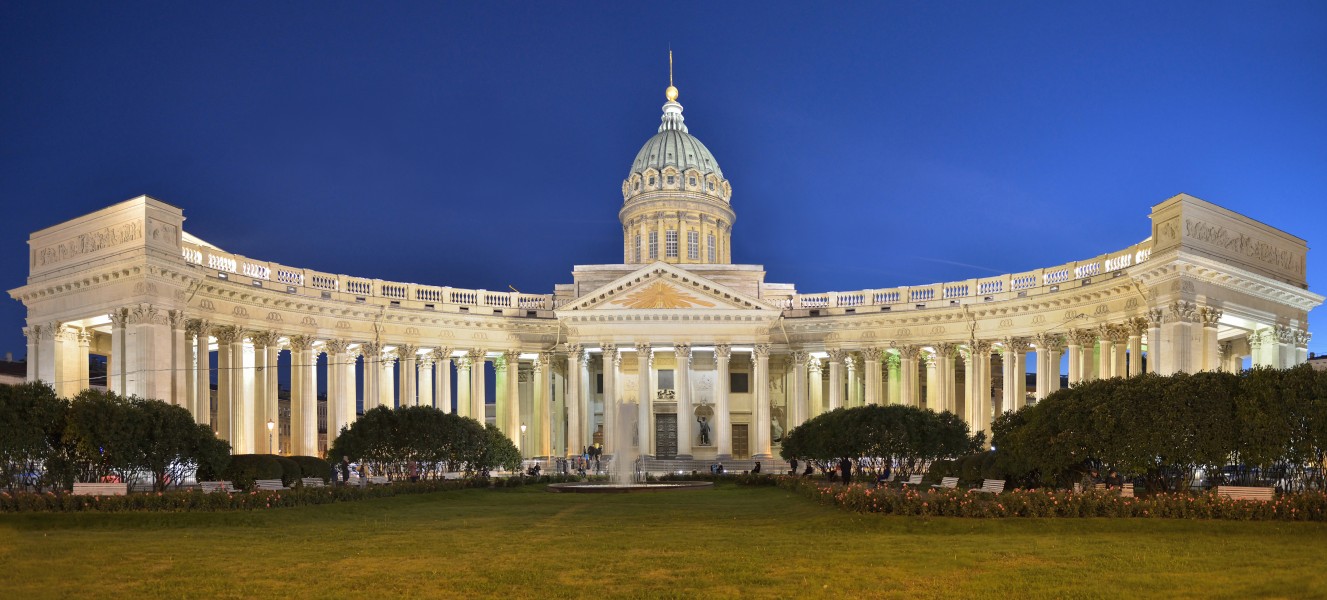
[1,483,1324,599]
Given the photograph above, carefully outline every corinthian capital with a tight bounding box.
[713,344,732,361]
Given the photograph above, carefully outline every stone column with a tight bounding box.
[886,351,901,405]
[636,343,653,457]
[565,345,582,457]
[1200,307,1222,372]
[1009,338,1029,410]
[1096,326,1115,379]
[863,348,883,406]
[234,336,255,454]
[397,344,418,407]
[132,305,172,401]
[417,353,434,409]
[1275,325,1297,368]
[212,325,238,442]
[714,344,733,460]
[1066,332,1082,385]
[601,345,618,455]
[924,349,939,412]
[290,335,316,456]
[361,342,381,412]
[1163,301,1199,375]
[753,343,772,459]
[434,348,453,414]
[1146,309,1163,374]
[675,344,694,459]
[1295,330,1312,367]
[22,325,39,383]
[898,345,920,407]
[807,357,824,418]
[1073,330,1097,383]
[469,349,487,421]
[250,331,278,453]
[108,309,128,393]
[454,355,471,418]
[825,349,844,411]
[493,354,509,433]
[504,351,521,443]
[962,341,992,436]
[380,349,398,410]
[536,352,553,458]
[1033,333,1061,400]
[844,354,859,408]
[324,340,349,445]
[789,350,808,428]
[344,344,362,425]
[190,320,210,424]
[184,322,198,420]
[937,343,958,413]
[1127,318,1145,377]
[169,311,187,406]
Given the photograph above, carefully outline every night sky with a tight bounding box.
[3,3,1326,358]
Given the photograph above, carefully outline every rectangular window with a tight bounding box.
[665,230,678,258]
[634,234,641,262]
[729,372,749,394]
[687,231,699,260]
[707,234,716,263]
[596,373,604,394]
[649,231,658,259]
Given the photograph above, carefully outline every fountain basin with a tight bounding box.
[546,481,714,494]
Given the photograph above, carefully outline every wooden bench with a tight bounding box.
[255,479,290,491]
[199,480,240,494]
[1120,483,1134,498]
[71,482,128,496]
[900,474,923,486]
[1216,485,1275,502]
[973,479,1005,494]
[932,476,959,489]
[300,477,326,488]
[367,475,391,485]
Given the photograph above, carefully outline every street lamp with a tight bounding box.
[520,423,527,458]
[267,420,275,454]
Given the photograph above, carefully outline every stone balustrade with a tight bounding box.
[781,239,1154,311]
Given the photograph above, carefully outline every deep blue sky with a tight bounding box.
[3,2,1326,357]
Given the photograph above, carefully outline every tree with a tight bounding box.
[0,382,66,491]
[780,405,970,477]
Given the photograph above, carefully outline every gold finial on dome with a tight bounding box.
[665,49,678,102]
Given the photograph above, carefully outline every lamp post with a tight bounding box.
[267,420,275,455]
[520,422,528,459]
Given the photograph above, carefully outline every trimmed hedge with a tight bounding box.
[272,456,301,486]
[221,455,284,490]
[289,456,332,483]
[0,474,586,513]
[754,475,1327,521]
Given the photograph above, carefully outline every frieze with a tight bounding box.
[34,220,143,267]
[1185,219,1304,275]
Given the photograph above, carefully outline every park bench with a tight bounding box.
[1215,485,1275,502]
[300,477,326,488]
[932,476,959,490]
[367,475,391,485]
[71,482,128,496]
[973,479,1005,494]
[199,481,240,494]
[899,474,923,486]
[255,479,290,492]
[1120,483,1134,498]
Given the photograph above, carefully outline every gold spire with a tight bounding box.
[665,49,679,102]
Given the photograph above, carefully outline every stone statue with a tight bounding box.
[771,418,784,443]
[697,416,711,446]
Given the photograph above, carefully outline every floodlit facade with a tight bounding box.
[9,84,1323,466]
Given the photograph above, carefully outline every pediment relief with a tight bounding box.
[559,263,775,313]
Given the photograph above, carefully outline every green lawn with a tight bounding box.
[1,484,1323,599]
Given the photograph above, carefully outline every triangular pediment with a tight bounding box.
[557,262,777,313]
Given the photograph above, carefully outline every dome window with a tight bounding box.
[635,181,641,191]
[707,181,714,191]
[649,177,656,186]
[667,175,675,185]
[688,177,697,187]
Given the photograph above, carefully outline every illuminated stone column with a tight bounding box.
[1200,307,1222,372]
[675,344,694,459]
[1146,309,1163,375]
[1127,318,1146,377]
[636,343,654,457]
[937,343,958,413]
[753,344,772,459]
[1000,338,1030,412]
[289,335,316,456]
[1295,330,1312,368]
[789,350,808,428]
[565,345,583,457]
[536,352,554,457]
[380,349,398,410]
[714,344,732,460]
[1162,301,1198,375]
[1066,332,1082,385]
[469,349,487,423]
[433,348,453,414]
[886,351,901,405]
[212,325,241,445]
[962,341,992,436]
[417,352,434,410]
[600,345,618,456]
[190,319,210,424]
[22,325,38,383]
[844,354,859,407]
[454,355,471,419]
[108,309,128,393]
[397,344,418,407]
[863,348,883,406]
[505,350,521,443]
[250,331,278,453]
[923,349,939,412]
[898,345,920,408]
[807,357,824,418]
[361,342,381,412]
[344,344,361,426]
[169,311,187,406]
[1033,333,1062,400]
[825,349,844,411]
[326,339,352,444]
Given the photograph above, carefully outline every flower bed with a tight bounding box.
[748,475,1327,521]
[0,475,584,513]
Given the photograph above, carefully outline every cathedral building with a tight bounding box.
[9,81,1322,466]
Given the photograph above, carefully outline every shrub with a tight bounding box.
[221,455,284,490]
[272,456,302,486]
[288,456,332,483]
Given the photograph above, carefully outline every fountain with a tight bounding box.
[547,397,712,494]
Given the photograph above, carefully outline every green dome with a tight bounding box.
[628,101,724,180]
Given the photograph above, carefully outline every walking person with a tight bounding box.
[839,457,853,486]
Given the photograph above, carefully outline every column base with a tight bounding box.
[753,453,773,460]
[674,453,693,460]
[716,453,733,461]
